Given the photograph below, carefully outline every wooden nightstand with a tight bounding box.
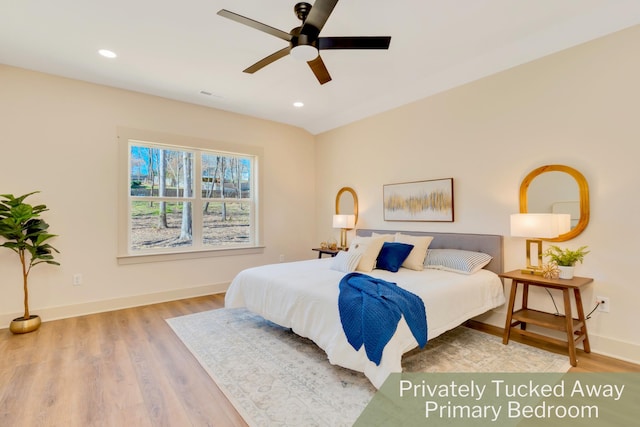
[499,269,593,367]
[312,248,340,258]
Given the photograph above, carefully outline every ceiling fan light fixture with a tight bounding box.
[290,44,318,62]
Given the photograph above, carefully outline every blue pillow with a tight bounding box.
[376,242,415,272]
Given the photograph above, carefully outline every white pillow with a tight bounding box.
[424,249,492,274]
[394,233,434,271]
[348,236,386,272]
[330,250,362,273]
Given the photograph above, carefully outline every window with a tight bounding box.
[118,128,263,262]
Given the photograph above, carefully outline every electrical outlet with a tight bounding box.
[73,273,82,286]
[279,254,285,262]
[596,296,609,313]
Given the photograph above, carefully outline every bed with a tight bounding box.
[225,229,506,388]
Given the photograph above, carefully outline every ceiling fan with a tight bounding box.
[217,0,391,85]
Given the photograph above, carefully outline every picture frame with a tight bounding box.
[383,178,454,222]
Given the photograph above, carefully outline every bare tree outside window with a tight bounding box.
[180,151,193,240]
[157,148,168,228]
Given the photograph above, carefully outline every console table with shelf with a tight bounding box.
[499,269,594,367]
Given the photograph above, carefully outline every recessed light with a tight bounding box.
[98,49,117,58]
[293,101,304,108]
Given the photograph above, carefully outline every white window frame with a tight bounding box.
[117,127,264,264]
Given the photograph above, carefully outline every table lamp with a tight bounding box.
[333,214,355,249]
[510,213,571,274]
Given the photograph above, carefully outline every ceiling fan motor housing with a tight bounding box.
[292,30,318,49]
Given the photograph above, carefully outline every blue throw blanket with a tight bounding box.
[338,272,427,365]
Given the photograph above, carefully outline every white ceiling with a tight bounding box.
[2,1,639,135]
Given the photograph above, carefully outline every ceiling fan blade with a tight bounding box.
[319,36,391,50]
[243,47,291,74]
[217,9,292,41]
[302,0,338,38]
[307,56,332,85]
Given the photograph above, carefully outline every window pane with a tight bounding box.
[130,145,194,198]
[201,154,251,199]
[131,201,193,250]
[202,202,251,246]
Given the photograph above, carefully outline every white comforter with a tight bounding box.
[225,258,505,388]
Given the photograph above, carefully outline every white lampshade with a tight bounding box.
[290,45,318,61]
[510,213,571,238]
[332,214,355,229]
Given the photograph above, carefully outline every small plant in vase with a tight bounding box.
[544,245,589,279]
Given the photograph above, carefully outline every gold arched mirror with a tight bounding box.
[335,187,358,228]
[519,165,589,241]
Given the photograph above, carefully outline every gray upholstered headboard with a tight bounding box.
[355,229,504,275]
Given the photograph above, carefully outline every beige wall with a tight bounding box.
[315,25,640,363]
[0,65,316,323]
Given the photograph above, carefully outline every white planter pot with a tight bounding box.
[558,265,575,280]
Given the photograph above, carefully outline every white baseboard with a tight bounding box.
[587,333,640,365]
[0,282,230,326]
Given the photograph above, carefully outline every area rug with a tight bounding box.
[166,308,570,427]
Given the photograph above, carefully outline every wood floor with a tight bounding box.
[1,295,638,427]
[0,294,246,427]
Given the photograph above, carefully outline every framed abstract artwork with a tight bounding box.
[383,178,454,222]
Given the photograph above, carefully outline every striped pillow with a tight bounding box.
[330,250,362,273]
[424,249,492,274]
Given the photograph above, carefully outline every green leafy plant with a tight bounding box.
[0,192,60,320]
[544,245,589,267]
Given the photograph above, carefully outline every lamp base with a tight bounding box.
[520,268,543,276]
[339,229,348,249]
[524,238,544,274]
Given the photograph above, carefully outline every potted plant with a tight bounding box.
[544,245,589,279]
[0,192,60,333]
